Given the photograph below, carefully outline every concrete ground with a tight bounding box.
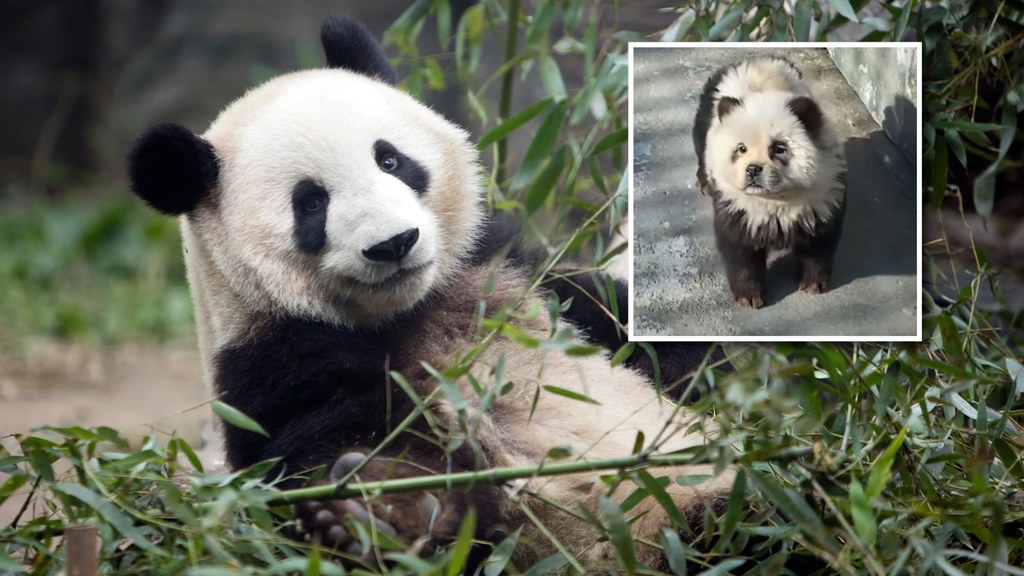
[630,47,918,339]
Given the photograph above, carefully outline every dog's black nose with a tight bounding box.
[363,228,419,262]
[746,164,763,178]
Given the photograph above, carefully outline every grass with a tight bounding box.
[0,197,193,351]
[3,0,1024,574]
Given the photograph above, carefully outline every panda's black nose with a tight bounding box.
[362,228,419,262]
[746,164,763,178]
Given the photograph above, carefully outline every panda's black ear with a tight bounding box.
[321,15,397,86]
[127,123,218,215]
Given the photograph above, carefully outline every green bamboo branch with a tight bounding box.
[267,451,703,505]
[494,0,521,186]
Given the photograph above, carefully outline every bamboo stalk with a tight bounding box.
[267,451,704,505]
[494,0,522,186]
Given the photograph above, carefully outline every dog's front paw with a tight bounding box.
[293,452,457,559]
[799,278,828,294]
[735,291,765,309]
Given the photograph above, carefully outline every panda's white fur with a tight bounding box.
[704,58,845,236]
[129,17,731,569]
[187,69,482,344]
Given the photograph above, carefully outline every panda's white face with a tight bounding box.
[189,69,483,327]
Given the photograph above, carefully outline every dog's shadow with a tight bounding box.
[762,117,917,305]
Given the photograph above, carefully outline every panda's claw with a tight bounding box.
[331,452,368,480]
[294,451,461,561]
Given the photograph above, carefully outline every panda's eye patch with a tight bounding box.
[292,180,329,254]
[770,142,788,157]
[373,139,429,195]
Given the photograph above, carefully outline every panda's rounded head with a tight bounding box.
[127,17,484,328]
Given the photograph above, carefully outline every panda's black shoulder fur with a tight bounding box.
[214,318,395,475]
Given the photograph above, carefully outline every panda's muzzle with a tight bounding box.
[362,228,419,263]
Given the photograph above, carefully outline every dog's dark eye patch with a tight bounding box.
[769,141,789,164]
[374,139,429,195]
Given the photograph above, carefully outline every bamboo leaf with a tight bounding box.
[661,9,696,41]
[930,120,1005,132]
[592,128,627,156]
[829,0,860,22]
[523,553,568,576]
[658,528,692,575]
[477,97,552,148]
[54,483,166,555]
[539,54,567,102]
[478,98,552,149]
[447,508,477,576]
[525,146,566,214]
[0,553,26,573]
[698,559,747,575]
[511,101,568,190]
[974,165,996,218]
[794,0,813,42]
[542,385,601,405]
[717,468,747,546]
[635,470,689,531]
[944,129,967,168]
[434,0,451,51]
[483,528,522,576]
[866,427,907,500]
[849,478,876,547]
[1008,357,1024,396]
[606,341,635,368]
[211,400,269,438]
[708,9,742,39]
[0,472,27,506]
[599,496,637,574]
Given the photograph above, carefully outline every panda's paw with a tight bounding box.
[293,452,461,559]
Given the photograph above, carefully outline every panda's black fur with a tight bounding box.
[127,15,729,570]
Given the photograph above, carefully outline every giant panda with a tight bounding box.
[127,15,732,570]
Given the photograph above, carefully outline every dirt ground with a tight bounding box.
[0,340,209,442]
[0,340,214,525]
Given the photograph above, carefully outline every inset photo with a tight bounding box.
[628,44,921,341]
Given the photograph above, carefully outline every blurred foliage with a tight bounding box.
[0,198,192,351]
[922,0,1024,216]
[3,0,1024,575]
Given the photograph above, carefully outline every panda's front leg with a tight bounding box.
[292,451,489,562]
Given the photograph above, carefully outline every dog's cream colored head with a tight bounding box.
[706,92,823,199]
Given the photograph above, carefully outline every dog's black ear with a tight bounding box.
[127,123,218,215]
[717,96,742,119]
[788,96,823,140]
[321,15,397,86]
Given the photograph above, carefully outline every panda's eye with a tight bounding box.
[736,144,747,154]
[770,142,788,157]
[303,196,325,212]
[379,154,399,171]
